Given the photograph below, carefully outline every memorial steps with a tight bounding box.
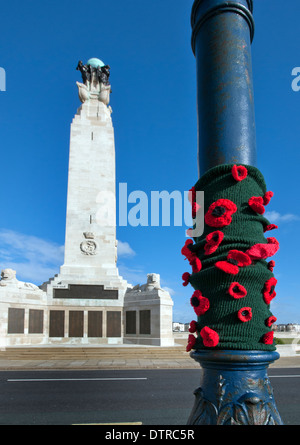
[0,345,189,361]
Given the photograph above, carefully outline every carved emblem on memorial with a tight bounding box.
[80,232,98,256]
[76,58,112,105]
[83,232,95,240]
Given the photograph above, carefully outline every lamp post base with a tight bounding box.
[187,350,283,425]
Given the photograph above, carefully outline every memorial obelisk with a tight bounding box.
[45,58,128,300]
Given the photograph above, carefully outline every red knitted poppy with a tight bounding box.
[216,250,251,275]
[265,316,277,328]
[188,186,196,204]
[263,191,274,206]
[189,320,198,333]
[186,334,197,352]
[267,260,275,272]
[264,224,278,233]
[192,201,200,219]
[190,290,210,316]
[200,326,219,348]
[246,237,279,260]
[190,257,202,274]
[263,277,277,305]
[228,250,252,267]
[182,272,191,287]
[215,260,239,275]
[204,231,224,255]
[228,282,248,299]
[188,186,201,218]
[261,331,274,345]
[232,165,248,182]
[181,239,202,273]
[248,196,265,214]
[237,307,252,322]
[181,239,194,260]
[186,228,193,237]
[205,199,237,228]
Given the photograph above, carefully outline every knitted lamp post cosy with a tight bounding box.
[184,164,279,352]
[186,0,283,425]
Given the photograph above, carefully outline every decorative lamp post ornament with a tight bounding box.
[185,0,283,425]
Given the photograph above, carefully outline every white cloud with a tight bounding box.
[0,229,64,285]
[117,264,146,286]
[0,230,168,294]
[117,240,136,257]
[264,211,300,223]
[0,231,136,286]
[162,286,176,296]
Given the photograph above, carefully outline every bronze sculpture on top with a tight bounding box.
[76,60,111,86]
[75,58,111,105]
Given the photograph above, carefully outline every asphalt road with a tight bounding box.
[0,368,299,425]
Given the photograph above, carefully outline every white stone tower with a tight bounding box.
[45,58,128,300]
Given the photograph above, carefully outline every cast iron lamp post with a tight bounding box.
[185,0,283,425]
[192,0,256,175]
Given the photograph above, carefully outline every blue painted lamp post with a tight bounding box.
[185,0,283,425]
[192,0,256,175]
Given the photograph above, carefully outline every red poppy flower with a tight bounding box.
[190,290,210,316]
[263,277,277,305]
[200,326,219,348]
[228,250,252,267]
[246,237,279,260]
[181,239,194,260]
[186,334,197,352]
[264,224,278,233]
[205,199,237,228]
[190,257,202,274]
[265,316,277,328]
[186,228,193,237]
[267,260,275,272]
[181,240,202,274]
[261,331,274,345]
[182,272,191,287]
[215,250,252,275]
[189,320,198,333]
[237,307,252,323]
[188,186,196,204]
[263,191,274,206]
[188,187,201,218]
[192,201,200,219]
[232,165,248,182]
[215,261,238,275]
[204,231,224,255]
[228,282,248,299]
[248,196,265,214]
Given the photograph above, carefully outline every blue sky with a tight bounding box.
[0,0,300,324]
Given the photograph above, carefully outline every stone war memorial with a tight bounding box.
[0,58,174,348]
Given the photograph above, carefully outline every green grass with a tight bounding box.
[274,338,295,345]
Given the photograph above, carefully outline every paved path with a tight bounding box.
[0,354,298,371]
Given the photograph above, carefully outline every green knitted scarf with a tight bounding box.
[183,164,279,352]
